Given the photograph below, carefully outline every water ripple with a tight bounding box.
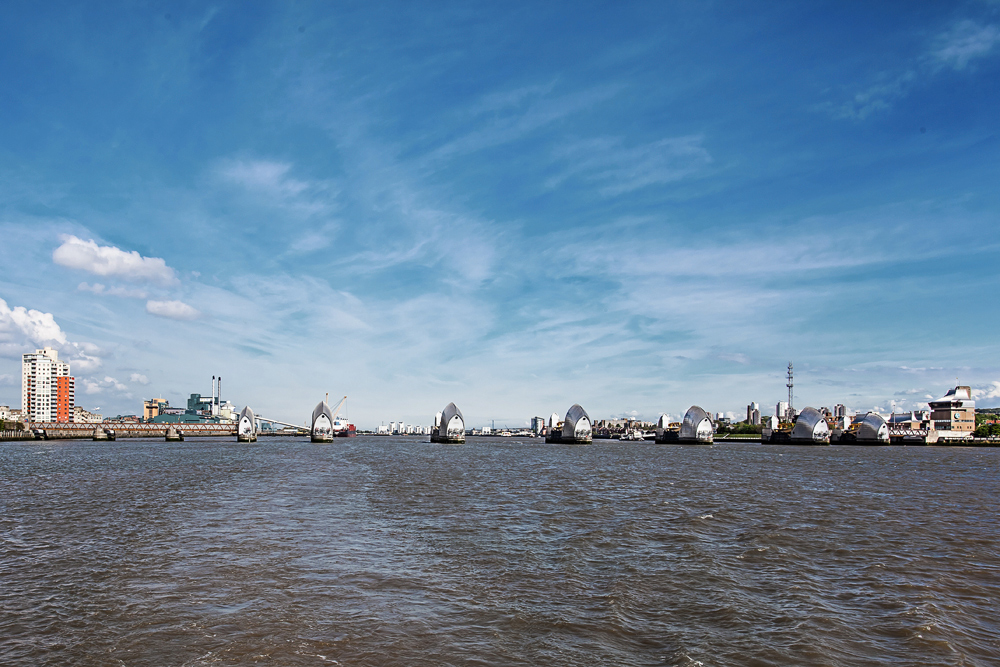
[1,438,997,665]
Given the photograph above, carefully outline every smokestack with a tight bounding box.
[218,377,222,411]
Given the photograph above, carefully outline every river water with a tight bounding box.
[1,436,997,666]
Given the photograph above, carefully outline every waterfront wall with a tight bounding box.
[0,430,33,441]
[24,423,236,439]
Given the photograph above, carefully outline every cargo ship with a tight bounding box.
[331,416,357,437]
[330,396,356,437]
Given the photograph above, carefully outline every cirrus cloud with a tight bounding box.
[934,21,1000,70]
[54,235,178,286]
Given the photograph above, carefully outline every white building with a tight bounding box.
[776,401,789,421]
[74,406,103,424]
[22,347,73,423]
[530,416,545,435]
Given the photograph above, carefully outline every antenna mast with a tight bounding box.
[786,362,794,416]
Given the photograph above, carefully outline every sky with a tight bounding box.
[1,1,999,428]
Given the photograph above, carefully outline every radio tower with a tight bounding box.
[786,362,794,417]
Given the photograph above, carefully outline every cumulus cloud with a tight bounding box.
[77,282,148,299]
[972,381,1000,400]
[0,297,67,353]
[54,235,177,285]
[146,299,200,320]
[130,373,150,385]
[0,297,103,371]
[934,21,1000,70]
[83,376,131,396]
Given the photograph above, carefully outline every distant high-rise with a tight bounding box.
[530,416,545,435]
[776,401,790,421]
[747,402,761,425]
[22,347,74,423]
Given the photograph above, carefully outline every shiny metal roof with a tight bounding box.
[239,406,255,422]
[440,402,463,425]
[679,406,712,441]
[312,400,333,424]
[930,386,974,407]
[791,407,830,440]
[562,404,591,438]
[856,412,888,441]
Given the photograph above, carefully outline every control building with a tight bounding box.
[22,347,74,423]
[928,386,976,439]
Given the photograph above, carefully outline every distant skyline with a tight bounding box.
[1,2,999,428]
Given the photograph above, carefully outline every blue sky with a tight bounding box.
[1,1,998,427]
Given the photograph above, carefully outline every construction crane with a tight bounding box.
[331,395,348,419]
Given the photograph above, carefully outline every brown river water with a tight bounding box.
[1,436,997,666]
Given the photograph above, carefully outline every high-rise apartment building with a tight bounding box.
[22,347,74,423]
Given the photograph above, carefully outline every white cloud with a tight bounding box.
[0,374,13,386]
[214,158,336,222]
[54,235,177,285]
[972,381,1000,400]
[146,299,200,320]
[826,71,916,120]
[0,296,107,380]
[217,159,308,196]
[0,297,104,371]
[64,342,103,374]
[934,21,1000,69]
[78,282,148,299]
[83,376,131,396]
[130,373,150,385]
[548,135,712,195]
[431,84,624,160]
[0,297,68,352]
[825,20,999,121]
